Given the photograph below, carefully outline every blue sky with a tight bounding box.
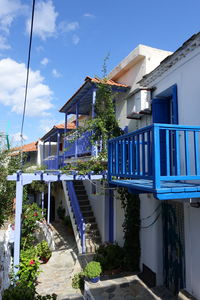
[0,0,200,146]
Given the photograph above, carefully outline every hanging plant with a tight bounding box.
[118,187,141,271]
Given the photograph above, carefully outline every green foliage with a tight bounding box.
[2,283,35,300]
[2,283,57,300]
[21,203,44,250]
[36,241,51,262]
[71,271,85,290]
[56,204,65,220]
[118,187,141,271]
[62,157,107,175]
[17,254,41,288]
[94,243,125,272]
[0,151,21,226]
[84,261,102,279]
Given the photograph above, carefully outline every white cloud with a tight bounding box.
[0,58,53,116]
[12,132,28,143]
[83,13,95,18]
[40,57,49,66]
[0,0,26,33]
[0,35,10,50]
[35,45,44,53]
[58,21,79,33]
[39,119,56,133]
[72,34,80,45]
[0,0,27,50]
[52,68,62,78]
[26,0,58,40]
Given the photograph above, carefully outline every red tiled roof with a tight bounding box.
[54,122,76,129]
[85,76,129,88]
[60,76,129,112]
[11,141,37,153]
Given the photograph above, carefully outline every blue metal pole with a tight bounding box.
[56,131,60,169]
[14,178,23,274]
[92,88,98,156]
[75,102,79,158]
[64,113,68,161]
[41,191,44,216]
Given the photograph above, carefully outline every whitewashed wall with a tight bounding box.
[140,194,163,285]
[145,46,200,297]
[83,180,106,242]
[113,192,125,247]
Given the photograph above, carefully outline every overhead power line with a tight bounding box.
[20,0,36,165]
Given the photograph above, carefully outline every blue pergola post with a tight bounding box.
[108,189,114,243]
[56,131,60,169]
[47,181,51,224]
[14,178,23,274]
[75,102,79,158]
[92,88,98,157]
[64,113,68,161]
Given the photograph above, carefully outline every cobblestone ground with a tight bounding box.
[36,222,84,300]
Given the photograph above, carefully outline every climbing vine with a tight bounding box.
[118,187,141,271]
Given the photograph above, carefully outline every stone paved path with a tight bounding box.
[36,222,84,300]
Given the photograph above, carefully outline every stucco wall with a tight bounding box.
[143,46,200,296]
[113,192,125,247]
[140,194,163,285]
[83,180,106,242]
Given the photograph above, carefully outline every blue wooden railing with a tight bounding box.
[43,155,64,170]
[64,131,92,158]
[108,123,200,189]
[66,181,86,253]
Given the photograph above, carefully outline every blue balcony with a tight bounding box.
[64,131,92,158]
[108,124,200,200]
[43,155,64,170]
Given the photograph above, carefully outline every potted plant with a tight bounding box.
[84,261,102,283]
[36,241,51,263]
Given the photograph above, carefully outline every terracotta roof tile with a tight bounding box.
[85,76,129,88]
[11,141,37,153]
[54,122,76,129]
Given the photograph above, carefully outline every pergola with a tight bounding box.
[7,171,105,274]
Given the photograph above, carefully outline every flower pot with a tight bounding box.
[90,276,100,283]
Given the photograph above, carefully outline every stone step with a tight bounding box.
[80,205,92,211]
[77,195,88,201]
[82,211,94,218]
[73,185,85,191]
[75,190,87,196]
[78,200,90,206]
[85,228,100,236]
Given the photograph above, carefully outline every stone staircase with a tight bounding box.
[73,181,101,253]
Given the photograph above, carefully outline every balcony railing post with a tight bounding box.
[153,124,161,189]
[56,131,60,169]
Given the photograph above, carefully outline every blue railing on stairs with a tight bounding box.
[66,181,86,253]
[108,123,200,189]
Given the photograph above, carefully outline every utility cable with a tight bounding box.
[20,0,36,166]
[141,204,161,221]
[140,212,161,229]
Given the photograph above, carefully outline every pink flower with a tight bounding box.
[34,212,38,217]
[29,260,35,265]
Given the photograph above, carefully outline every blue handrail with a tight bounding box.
[66,181,86,254]
[108,123,200,189]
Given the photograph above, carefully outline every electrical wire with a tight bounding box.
[141,204,161,220]
[20,0,36,166]
[140,212,161,229]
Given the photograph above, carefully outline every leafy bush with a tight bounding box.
[36,241,51,262]
[2,283,35,300]
[84,261,102,279]
[71,272,84,290]
[21,203,44,250]
[17,252,41,287]
[2,283,57,300]
[94,243,125,272]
